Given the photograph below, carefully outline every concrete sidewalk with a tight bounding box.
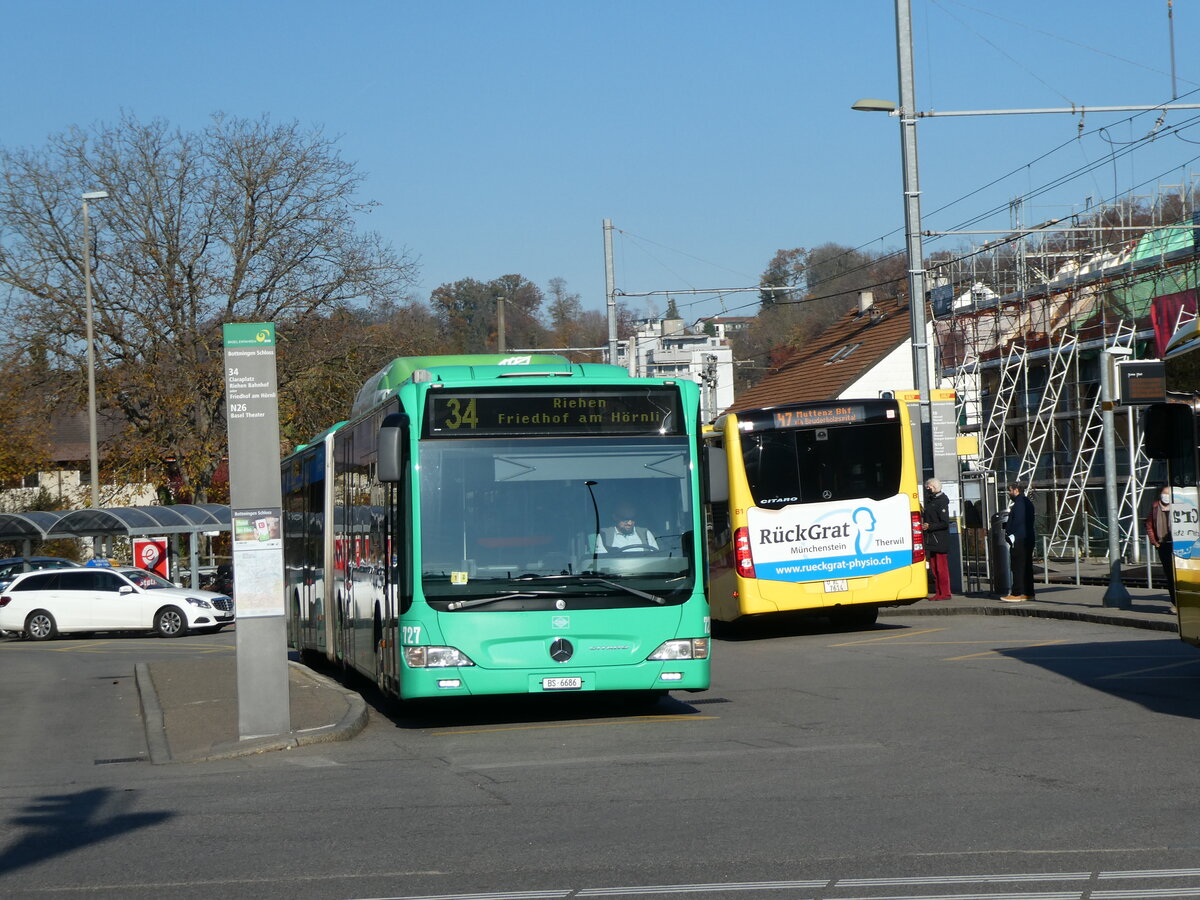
[132,581,1180,764]
[135,656,368,764]
[882,582,1179,633]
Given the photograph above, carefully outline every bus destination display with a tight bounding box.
[426,390,682,437]
[771,404,866,430]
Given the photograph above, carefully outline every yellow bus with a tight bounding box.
[704,398,927,627]
[1142,322,1200,647]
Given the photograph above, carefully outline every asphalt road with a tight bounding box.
[2,617,1200,900]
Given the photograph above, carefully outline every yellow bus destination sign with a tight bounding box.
[425,389,684,437]
[771,404,866,430]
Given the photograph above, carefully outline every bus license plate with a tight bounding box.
[824,579,849,593]
[542,677,583,691]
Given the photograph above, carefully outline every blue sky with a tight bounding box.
[5,1,1199,325]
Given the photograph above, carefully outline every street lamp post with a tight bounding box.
[852,0,932,479]
[81,190,108,509]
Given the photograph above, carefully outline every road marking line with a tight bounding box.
[464,742,882,770]
[830,627,946,646]
[439,715,717,735]
[827,892,1080,900]
[1097,658,1200,679]
[1101,868,1200,878]
[942,639,1068,661]
[578,880,829,896]
[839,873,1090,886]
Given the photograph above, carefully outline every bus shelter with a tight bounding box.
[0,504,232,589]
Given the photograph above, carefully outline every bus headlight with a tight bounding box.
[648,638,709,661]
[403,645,476,668]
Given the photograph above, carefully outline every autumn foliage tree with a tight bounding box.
[733,243,908,392]
[0,113,417,502]
[0,350,51,500]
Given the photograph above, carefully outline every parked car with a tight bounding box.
[0,566,235,640]
[0,556,77,591]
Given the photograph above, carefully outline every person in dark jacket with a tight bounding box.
[921,478,952,601]
[1002,481,1036,601]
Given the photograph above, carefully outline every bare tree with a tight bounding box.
[0,112,417,501]
[278,298,444,448]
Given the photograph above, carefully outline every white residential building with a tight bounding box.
[617,318,735,422]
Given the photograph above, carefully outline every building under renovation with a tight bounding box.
[933,193,1199,564]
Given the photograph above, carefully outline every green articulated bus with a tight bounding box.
[281,354,711,700]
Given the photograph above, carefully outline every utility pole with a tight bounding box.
[1101,346,1132,608]
[895,0,932,477]
[604,219,617,365]
[81,190,109,509]
[496,296,506,353]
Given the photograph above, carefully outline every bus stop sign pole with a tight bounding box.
[223,322,291,739]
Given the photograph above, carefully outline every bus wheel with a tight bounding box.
[830,606,878,630]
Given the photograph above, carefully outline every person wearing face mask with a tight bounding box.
[1146,485,1176,614]
[921,477,952,601]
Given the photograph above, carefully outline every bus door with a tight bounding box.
[377,412,410,696]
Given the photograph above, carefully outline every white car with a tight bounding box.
[0,566,235,640]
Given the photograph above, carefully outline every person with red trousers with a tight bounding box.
[921,477,952,601]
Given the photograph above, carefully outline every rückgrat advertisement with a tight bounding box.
[746,494,913,581]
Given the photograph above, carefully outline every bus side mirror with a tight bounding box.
[1143,404,1191,459]
[378,413,409,483]
[706,445,729,503]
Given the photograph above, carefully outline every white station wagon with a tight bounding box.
[0,566,235,640]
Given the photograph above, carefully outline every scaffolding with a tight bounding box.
[979,342,1025,471]
[934,186,1200,564]
[1015,330,1076,489]
[1047,322,1137,555]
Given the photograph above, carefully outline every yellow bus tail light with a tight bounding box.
[734,526,756,579]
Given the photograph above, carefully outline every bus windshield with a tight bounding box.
[418,436,695,608]
[741,419,903,508]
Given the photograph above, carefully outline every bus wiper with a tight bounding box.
[446,591,559,611]
[512,573,665,605]
[581,578,665,605]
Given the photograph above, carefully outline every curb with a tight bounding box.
[881,602,1179,633]
[136,660,369,764]
[134,662,172,765]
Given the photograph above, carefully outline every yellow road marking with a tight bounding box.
[49,640,233,654]
[440,714,717,735]
[1098,658,1200,679]
[943,638,1068,661]
[830,627,946,647]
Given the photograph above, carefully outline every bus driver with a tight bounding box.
[596,503,660,553]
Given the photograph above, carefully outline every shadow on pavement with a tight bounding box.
[0,787,171,877]
[298,652,710,731]
[999,638,1200,720]
[713,612,902,642]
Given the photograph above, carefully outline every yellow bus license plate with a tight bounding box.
[824,579,849,592]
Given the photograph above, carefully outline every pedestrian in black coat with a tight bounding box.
[921,478,952,600]
[1002,481,1036,601]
